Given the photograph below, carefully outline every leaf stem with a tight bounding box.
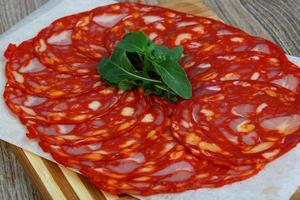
[111,61,162,83]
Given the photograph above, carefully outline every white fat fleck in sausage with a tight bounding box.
[19,58,46,73]
[197,63,211,69]
[262,149,280,159]
[216,55,237,61]
[142,15,163,24]
[250,72,260,80]
[176,21,198,28]
[121,107,134,117]
[175,33,192,45]
[88,101,101,111]
[260,114,300,135]
[12,71,24,83]
[24,96,47,106]
[148,32,158,40]
[205,85,221,91]
[19,106,37,115]
[47,30,73,45]
[141,113,154,123]
[57,125,76,134]
[256,103,268,113]
[93,14,127,27]
[231,104,255,117]
[107,153,145,173]
[272,74,299,92]
[152,161,194,176]
[251,44,270,54]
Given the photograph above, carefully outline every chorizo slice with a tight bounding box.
[172,81,300,165]
[38,97,170,165]
[104,11,187,52]
[33,12,98,75]
[90,161,264,196]
[5,40,104,98]
[72,2,180,60]
[184,34,288,63]
[164,17,247,50]
[71,2,141,60]
[4,84,121,123]
[26,90,148,145]
[185,52,300,94]
[84,144,264,195]
[79,128,177,180]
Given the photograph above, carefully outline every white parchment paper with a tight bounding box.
[0,1,300,199]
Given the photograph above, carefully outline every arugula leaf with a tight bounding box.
[98,58,130,86]
[97,31,192,102]
[151,59,192,99]
[143,83,178,102]
[97,57,110,76]
[118,79,137,91]
[111,48,135,71]
[151,45,169,62]
[98,54,160,85]
[169,46,183,61]
[143,56,153,73]
[116,31,151,52]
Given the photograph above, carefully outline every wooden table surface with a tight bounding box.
[1,0,300,199]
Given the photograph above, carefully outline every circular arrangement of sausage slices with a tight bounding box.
[25,90,148,145]
[82,138,265,195]
[172,81,300,165]
[164,17,248,50]
[3,2,300,196]
[71,2,141,60]
[73,2,186,59]
[104,9,189,51]
[4,84,121,123]
[34,13,98,75]
[5,40,104,98]
[184,52,300,94]
[186,34,289,62]
[90,157,265,195]
[40,97,171,168]
[80,129,178,180]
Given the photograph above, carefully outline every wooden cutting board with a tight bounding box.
[8,0,300,199]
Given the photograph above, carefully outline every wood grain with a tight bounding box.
[0,142,42,200]
[0,0,48,34]
[202,0,300,56]
[1,0,300,200]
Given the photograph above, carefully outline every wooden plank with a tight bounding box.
[159,0,220,20]
[10,146,53,200]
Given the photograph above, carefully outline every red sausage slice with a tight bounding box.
[4,84,121,123]
[185,52,300,94]
[185,34,288,62]
[5,40,104,98]
[33,13,98,75]
[26,90,148,145]
[71,3,140,60]
[104,11,187,52]
[164,17,247,50]
[79,128,177,179]
[38,97,170,166]
[73,2,181,60]
[172,81,300,165]
[88,156,264,195]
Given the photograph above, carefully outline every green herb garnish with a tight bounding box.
[97,31,192,102]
